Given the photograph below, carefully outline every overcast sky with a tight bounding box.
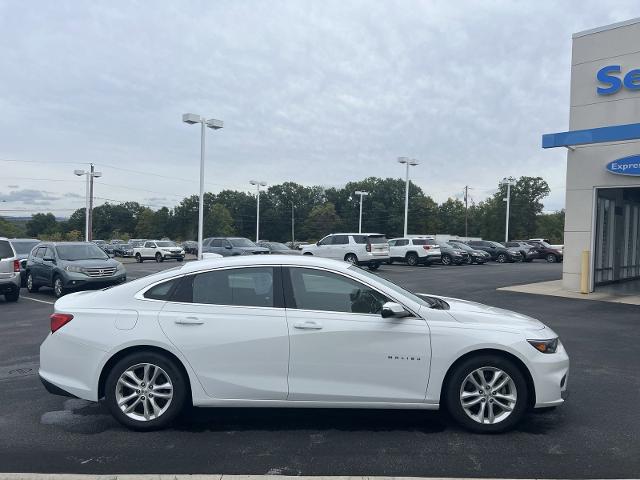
[1,0,639,217]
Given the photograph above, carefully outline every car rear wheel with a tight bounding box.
[53,275,66,298]
[104,351,187,431]
[406,252,419,266]
[177,257,183,262]
[344,253,358,265]
[135,253,143,263]
[546,253,558,263]
[26,273,39,293]
[303,252,313,256]
[496,253,507,263]
[5,290,19,302]
[441,254,452,266]
[445,354,528,433]
[368,263,380,271]
[155,253,163,263]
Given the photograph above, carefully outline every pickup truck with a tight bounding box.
[133,240,185,263]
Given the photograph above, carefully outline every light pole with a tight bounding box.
[74,164,102,242]
[397,157,419,237]
[182,113,224,260]
[354,190,369,233]
[250,180,267,242]
[500,176,516,242]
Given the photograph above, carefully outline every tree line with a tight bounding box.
[1,176,565,243]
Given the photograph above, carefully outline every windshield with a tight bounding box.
[350,265,433,309]
[156,241,176,247]
[11,240,40,255]
[537,241,552,248]
[269,242,290,250]
[453,242,472,251]
[56,244,109,260]
[411,239,435,246]
[229,238,257,247]
[488,241,502,248]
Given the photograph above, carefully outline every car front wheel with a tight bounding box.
[26,273,39,293]
[136,253,143,263]
[546,254,558,263]
[445,354,528,433]
[496,253,507,263]
[53,276,66,298]
[441,254,452,266]
[104,351,187,431]
[155,253,163,263]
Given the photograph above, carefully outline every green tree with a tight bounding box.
[535,210,565,244]
[26,213,59,237]
[204,204,235,237]
[302,202,342,240]
[437,198,467,236]
[0,216,23,237]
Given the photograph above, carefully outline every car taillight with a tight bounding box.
[366,243,371,252]
[13,260,20,272]
[50,313,73,333]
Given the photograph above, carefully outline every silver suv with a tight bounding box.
[0,237,21,302]
[301,233,390,270]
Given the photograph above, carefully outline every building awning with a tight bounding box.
[542,122,640,148]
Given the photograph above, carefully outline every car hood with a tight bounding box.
[238,246,270,253]
[435,296,546,331]
[62,258,120,268]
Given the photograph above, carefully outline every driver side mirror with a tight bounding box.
[225,245,232,249]
[316,241,322,246]
[43,257,56,263]
[381,302,411,319]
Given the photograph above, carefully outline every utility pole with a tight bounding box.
[500,177,516,243]
[291,202,295,246]
[464,185,469,238]
[74,165,102,242]
[354,190,369,234]
[88,164,95,241]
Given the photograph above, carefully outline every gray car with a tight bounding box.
[26,242,126,298]
[202,237,270,256]
[8,238,40,286]
[257,241,301,255]
[0,237,21,302]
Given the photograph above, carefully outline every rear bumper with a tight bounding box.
[0,274,21,294]
[40,375,77,398]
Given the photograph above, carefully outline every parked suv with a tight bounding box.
[26,242,126,298]
[0,237,21,302]
[113,241,135,258]
[465,240,522,263]
[9,238,40,286]
[388,237,441,266]
[202,237,270,256]
[257,241,301,255]
[438,242,470,265]
[448,241,490,264]
[504,241,538,262]
[526,240,564,263]
[301,233,389,269]
[133,240,185,263]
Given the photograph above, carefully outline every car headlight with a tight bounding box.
[527,338,559,354]
[116,262,124,270]
[65,265,85,274]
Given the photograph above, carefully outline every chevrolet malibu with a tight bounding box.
[39,256,569,433]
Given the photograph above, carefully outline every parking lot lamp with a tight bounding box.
[354,190,369,233]
[250,180,267,242]
[182,113,224,260]
[74,164,102,242]
[500,176,516,242]
[397,157,419,237]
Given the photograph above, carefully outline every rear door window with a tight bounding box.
[0,240,14,259]
[396,239,410,246]
[332,235,349,245]
[352,235,367,244]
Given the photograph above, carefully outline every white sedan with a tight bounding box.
[39,255,569,433]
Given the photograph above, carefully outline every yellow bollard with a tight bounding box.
[580,250,590,294]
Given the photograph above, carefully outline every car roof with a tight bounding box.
[329,233,385,236]
[175,254,352,275]
[9,238,40,242]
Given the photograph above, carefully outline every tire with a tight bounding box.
[496,253,507,263]
[5,290,19,302]
[104,351,187,431]
[368,263,380,271]
[177,257,184,262]
[406,252,419,266]
[441,254,452,266]
[445,354,529,433]
[26,273,39,293]
[546,254,558,263]
[155,253,163,263]
[303,252,313,256]
[53,275,66,298]
[344,253,358,266]
[136,253,143,263]
[387,258,394,265]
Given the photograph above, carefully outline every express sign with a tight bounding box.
[597,65,640,95]
[606,155,640,176]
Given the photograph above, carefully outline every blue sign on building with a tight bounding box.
[606,155,640,176]
[597,65,640,95]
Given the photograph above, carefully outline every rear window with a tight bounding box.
[412,239,436,246]
[0,240,15,259]
[367,235,387,244]
[352,235,367,244]
[144,278,179,300]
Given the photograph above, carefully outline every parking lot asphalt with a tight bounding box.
[0,259,638,478]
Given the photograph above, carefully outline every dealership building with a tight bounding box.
[543,18,640,294]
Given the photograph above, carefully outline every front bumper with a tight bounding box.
[62,272,127,290]
[530,341,570,408]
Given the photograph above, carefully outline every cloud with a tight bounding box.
[0,189,61,205]
[7,185,19,189]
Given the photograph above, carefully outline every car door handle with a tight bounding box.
[293,320,323,330]
[175,316,204,325]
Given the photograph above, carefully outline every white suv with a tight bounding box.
[301,233,389,270]
[0,237,21,302]
[388,237,441,266]
[133,240,185,263]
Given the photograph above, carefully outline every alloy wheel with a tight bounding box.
[441,254,452,265]
[496,253,507,263]
[459,367,517,425]
[115,363,174,422]
[54,278,64,297]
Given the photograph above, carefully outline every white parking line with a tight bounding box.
[20,296,55,305]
